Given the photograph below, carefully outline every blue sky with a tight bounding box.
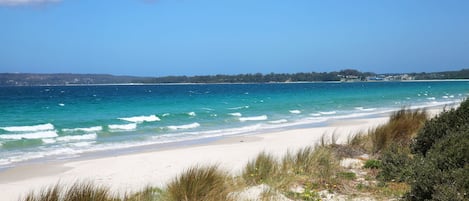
[1,0,468,76]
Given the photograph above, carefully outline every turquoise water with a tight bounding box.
[0,81,468,167]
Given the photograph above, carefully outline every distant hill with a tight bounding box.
[1,69,468,86]
[0,73,145,86]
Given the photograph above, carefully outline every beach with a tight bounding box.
[0,115,390,201]
[0,82,466,200]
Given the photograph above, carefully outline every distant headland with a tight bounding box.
[1,68,468,86]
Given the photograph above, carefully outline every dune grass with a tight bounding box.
[166,165,234,201]
[241,138,341,200]
[348,108,427,154]
[21,182,116,201]
[242,151,279,186]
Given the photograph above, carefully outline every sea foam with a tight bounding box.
[289,110,301,114]
[239,115,268,122]
[62,126,103,133]
[168,123,200,130]
[320,111,337,115]
[56,133,97,142]
[108,123,137,131]
[188,112,196,116]
[0,131,58,140]
[228,112,242,117]
[1,123,54,132]
[119,115,160,123]
[355,107,377,112]
[269,119,288,124]
[228,106,249,110]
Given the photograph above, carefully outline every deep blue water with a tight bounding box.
[0,81,468,167]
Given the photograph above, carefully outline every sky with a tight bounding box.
[1,0,468,76]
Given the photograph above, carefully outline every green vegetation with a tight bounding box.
[412,99,469,156]
[3,68,469,86]
[166,165,234,201]
[405,100,469,201]
[242,152,279,186]
[369,108,427,154]
[22,182,116,201]
[21,102,469,201]
[363,159,381,169]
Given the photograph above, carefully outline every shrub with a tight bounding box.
[363,159,381,169]
[406,129,469,201]
[412,99,469,156]
[166,165,233,201]
[337,172,356,180]
[378,144,413,182]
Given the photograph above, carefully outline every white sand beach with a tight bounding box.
[0,115,394,201]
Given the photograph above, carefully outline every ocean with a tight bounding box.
[0,81,468,168]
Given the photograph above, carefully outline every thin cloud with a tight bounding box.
[0,0,61,6]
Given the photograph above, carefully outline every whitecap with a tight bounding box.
[119,115,160,123]
[162,113,170,117]
[355,107,377,112]
[269,119,288,124]
[108,123,137,131]
[320,111,337,115]
[228,106,249,110]
[228,112,242,117]
[168,123,200,130]
[1,123,54,132]
[427,97,436,100]
[56,133,97,142]
[310,113,321,117]
[62,126,103,133]
[0,131,58,140]
[42,138,57,144]
[442,96,449,99]
[289,110,301,114]
[70,142,94,147]
[239,115,268,122]
[58,103,65,107]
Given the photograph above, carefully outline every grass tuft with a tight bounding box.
[347,108,427,154]
[242,152,279,186]
[371,108,427,154]
[20,181,115,201]
[166,164,233,201]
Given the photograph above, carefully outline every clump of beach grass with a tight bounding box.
[370,108,427,154]
[21,181,116,201]
[241,137,342,200]
[166,164,234,201]
[347,108,427,154]
[242,151,280,186]
[124,186,163,201]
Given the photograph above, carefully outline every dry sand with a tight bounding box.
[0,116,390,200]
